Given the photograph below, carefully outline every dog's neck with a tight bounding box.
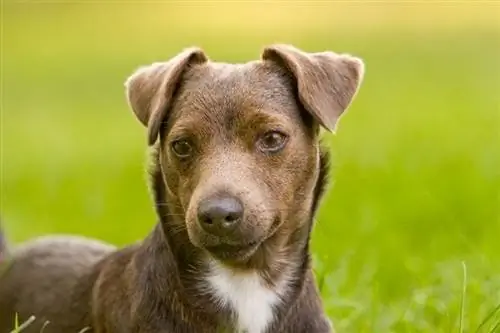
[144,146,330,332]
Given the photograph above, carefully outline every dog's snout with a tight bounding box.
[197,195,244,236]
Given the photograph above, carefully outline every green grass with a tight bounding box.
[1,2,499,332]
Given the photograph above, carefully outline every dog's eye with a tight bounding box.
[257,131,288,153]
[171,139,193,158]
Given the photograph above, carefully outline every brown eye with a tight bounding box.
[171,139,193,158]
[257,131,288,153]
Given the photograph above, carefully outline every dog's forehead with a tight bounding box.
[171,61,300,123]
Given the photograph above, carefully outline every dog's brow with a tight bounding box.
[167,125,196,140]
[240,110,292,130]
[170,106,292,135]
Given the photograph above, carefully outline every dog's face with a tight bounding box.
[160,63,321,262]
[125,45,364,264]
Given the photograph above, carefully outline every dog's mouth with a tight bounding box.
[265,216,282,239]
[204,240,260,262]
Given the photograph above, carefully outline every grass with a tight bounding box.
[10,314,35,333]
[1,2,499,332]
[9,315,91,333]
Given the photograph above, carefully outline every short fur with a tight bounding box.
[0,44,364,333]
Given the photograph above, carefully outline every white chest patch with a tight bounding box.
[205,261,286,333]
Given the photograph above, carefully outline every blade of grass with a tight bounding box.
[476,304,500,333]
[78,327,92,333]
[488,319,500,333]
[40,321,50,333]
[459,261,467,333]
[9,315,35,333]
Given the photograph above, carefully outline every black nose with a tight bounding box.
[197,195,244,236]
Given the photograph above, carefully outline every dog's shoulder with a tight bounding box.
[91,240,150,332]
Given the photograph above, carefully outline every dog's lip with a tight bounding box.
[203,240,261,262]
[262,216,282,241]
[204,240,259,253]
[201,217,280,257]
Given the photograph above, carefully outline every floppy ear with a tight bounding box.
[262,44,364,132]
[125,47,208,145]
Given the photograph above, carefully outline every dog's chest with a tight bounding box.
[205,263,285,333]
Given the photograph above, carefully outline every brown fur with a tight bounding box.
[0,44,364,333]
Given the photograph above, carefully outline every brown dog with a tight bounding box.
[0,44,364,333]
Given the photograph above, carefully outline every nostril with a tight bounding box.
[197,195,244,233]
[224,212,240,223]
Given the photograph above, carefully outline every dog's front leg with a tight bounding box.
[284,317,335,333]
[130,317,206,333]
[133,325,199,333]
[278,315,334,333]
[277,271,334,333]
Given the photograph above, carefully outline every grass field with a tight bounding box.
[1,2,499,332]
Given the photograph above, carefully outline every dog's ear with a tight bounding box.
[262,44,364,132]
[125,48,208,145]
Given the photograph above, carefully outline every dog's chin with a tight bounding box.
[203,241,261,263]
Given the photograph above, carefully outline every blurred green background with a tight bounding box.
[1,1,499,332]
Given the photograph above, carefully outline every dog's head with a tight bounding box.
[125,45,364,265]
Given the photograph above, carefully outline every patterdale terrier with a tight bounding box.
[0,44,364,333]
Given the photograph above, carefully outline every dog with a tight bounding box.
[0,44,364,333]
